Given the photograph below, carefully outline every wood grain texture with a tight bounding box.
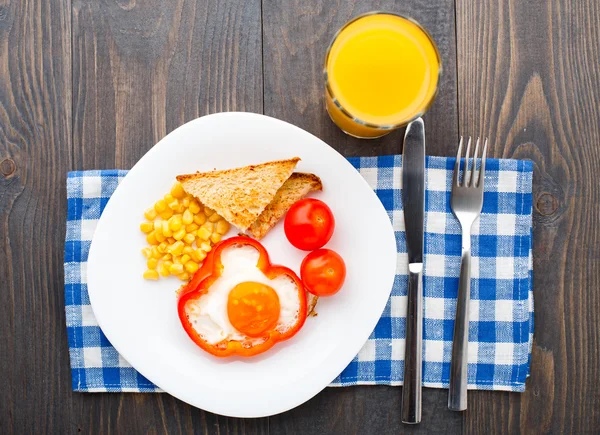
[72,0,263,170]
[262,0,459,157]
[0,0,73,434]
[455,0,600,433]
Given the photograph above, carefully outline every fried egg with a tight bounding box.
[185,245,301,345]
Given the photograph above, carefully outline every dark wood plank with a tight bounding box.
[263,1,461,433]
[272,387,462,435]
[0,0,73,434]
[72,0,263,170]
[262,0,459,158]
[455,0,600,433]
[71,0,266,433]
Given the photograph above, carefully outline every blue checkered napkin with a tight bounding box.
[65,171,159,392]
[331,156,533,391]
[64,156,533,393]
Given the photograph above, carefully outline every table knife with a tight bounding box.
[401,117,426,424]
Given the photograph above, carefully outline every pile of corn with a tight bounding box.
[140,182,230,281]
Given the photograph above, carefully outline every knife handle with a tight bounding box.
[401,263,423,424]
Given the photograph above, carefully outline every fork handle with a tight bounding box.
[402,263,423,424]
[448,231,472,411]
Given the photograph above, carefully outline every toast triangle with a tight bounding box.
[176,157,300,231]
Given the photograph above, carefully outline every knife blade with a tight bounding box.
[401,117,425,424]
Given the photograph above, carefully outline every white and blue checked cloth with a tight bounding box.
[65,155,533,393]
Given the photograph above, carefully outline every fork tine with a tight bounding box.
[463,137,472,186]
[453,137,463,186]
[469,138,481,186]
[478,138,488,188]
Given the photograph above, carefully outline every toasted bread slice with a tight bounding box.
[177,158,300,231]
[307,293,319,317]
[246,172,323,239]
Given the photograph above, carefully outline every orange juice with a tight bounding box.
[324,13,441,138]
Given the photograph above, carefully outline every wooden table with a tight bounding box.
[1,0,599,433]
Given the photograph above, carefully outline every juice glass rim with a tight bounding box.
[323,11,443,130]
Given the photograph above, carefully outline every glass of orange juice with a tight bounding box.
[324,12,441,138]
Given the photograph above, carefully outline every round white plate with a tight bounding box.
[87,112,396,418]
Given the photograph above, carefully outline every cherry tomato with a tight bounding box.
[300,249,346,296]
[284,198,335,250]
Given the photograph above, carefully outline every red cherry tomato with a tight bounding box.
[300,249,346,296]
[284,198,335,251]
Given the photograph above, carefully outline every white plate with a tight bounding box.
[87,112,396,418]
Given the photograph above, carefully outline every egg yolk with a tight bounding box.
[227,282,281,337]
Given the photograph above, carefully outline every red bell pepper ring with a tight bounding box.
[177,236,307,357]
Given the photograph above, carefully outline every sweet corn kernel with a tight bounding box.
[210,232,222,244]
[140,222,154,233]
[159,208,174,220]
[189,200,201,214]
[179,272,190,282]
[143,269,159,280]
[171,182,186,199]
[159,263,170,277]
[185,261,199,274]
[183,246,194,255]
[169,215,183,231]
[197,227,211,241]
[162,253,172,261]
[154,220,162,231]
[167,237,176,244]
[151,246,162,259]
[172,255,181,264]
[164,193,174,202]
[176,204,186,214]
[155,232,166,243]
[147,258,158,269]
[154,199,167,213]
[182,210,194,225]
[181,254,191,264]
[204,206,215,216]
[163,260,173,268]
[169,263,184,275]
[186,223,199,232]
[169,241,185,256]
[208,212,221,223]
[194,213,207,226]
[191,249,205,262]
[146,232,158,245]
[216,220,230,235]
[173,228,186,241]
[183,233,195,245]
[162,220,173,237]
[168,199,180,211]
[158,242,168,253]
[144,208,158,221]
[200,242,212,252]
[141,247,152,259]
[201,221,214,232]
[182,197,191,208]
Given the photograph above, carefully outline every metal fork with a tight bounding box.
[448,137,488,411]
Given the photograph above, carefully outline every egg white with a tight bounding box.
[185,244,301,345]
